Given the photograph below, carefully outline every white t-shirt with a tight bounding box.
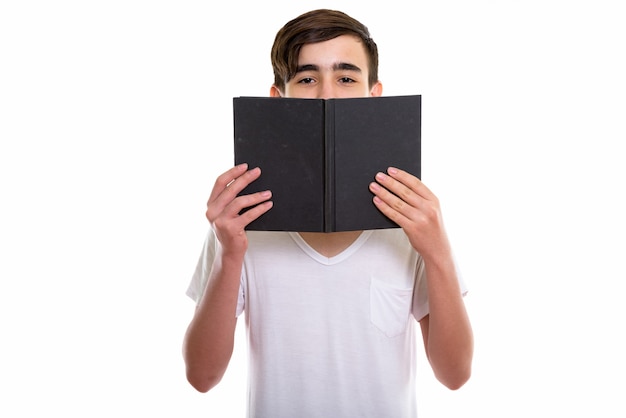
[187,228,466,418]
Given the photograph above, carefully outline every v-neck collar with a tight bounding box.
[288,231,373,265]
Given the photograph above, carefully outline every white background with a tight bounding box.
[2,1,625,417]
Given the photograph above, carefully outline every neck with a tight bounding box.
[298,231,363,257]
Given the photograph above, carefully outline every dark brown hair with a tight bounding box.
[270,9,379,91]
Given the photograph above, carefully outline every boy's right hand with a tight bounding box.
[205,163,273,255]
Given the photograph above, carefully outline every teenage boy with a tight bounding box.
[184,9,473,418]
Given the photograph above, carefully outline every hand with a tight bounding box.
[206,164,273,255]
[369,167,451,260]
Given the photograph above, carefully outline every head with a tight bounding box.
[270,9,382,99]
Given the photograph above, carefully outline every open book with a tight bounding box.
[233,95,421,232]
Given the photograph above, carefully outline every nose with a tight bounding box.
[318,80,336,99]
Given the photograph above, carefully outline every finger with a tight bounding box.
[207,167,261,213]
[369,180,415,225]
[223,190,272,219]
[373,171,423,209]
[237,200,274,228]
[386,167,435,200]
[207,163,249,204]
[206,190,272,222]
[214,191,273,231]
[222,166,262,198]
[207,166,262,220]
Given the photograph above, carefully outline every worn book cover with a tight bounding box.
[233,95,421,232]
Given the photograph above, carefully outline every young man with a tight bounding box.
[184,9,473,417]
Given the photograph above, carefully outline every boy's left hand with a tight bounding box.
[369,167,451,261]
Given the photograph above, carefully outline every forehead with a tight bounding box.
[297,35,369,71]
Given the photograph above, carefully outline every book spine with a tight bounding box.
[324,100,335,232]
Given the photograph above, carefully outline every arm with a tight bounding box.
[183,164,272,392]
[369,167,473,390]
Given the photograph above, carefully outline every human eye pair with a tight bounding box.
[296,77,355,84]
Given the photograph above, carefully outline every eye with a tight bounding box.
[297,77,316,84]
[339,77,356,84]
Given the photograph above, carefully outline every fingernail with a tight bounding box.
[388,167,398,175]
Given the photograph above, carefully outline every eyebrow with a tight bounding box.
[295,62,363,74]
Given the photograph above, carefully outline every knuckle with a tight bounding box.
[212,217,226,230]
[215,171,231,188]
[417,213,429,227]
[424,204,439,220]
[205,207,216,222]
[392,199,405,211]
[398,188,412,202]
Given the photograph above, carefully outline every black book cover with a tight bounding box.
[233,95,421,232]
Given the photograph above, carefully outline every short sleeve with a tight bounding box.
[186,228,246,318]
[186,229,218,303]
[412,256,429,321]
[411,251,468,321]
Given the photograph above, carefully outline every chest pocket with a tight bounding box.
[369,278,413,338]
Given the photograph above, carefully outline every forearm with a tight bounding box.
[183,251,243,392]
[369,168,473,387]
[421,255,474,390]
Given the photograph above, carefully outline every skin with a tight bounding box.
[183,35,473,393]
